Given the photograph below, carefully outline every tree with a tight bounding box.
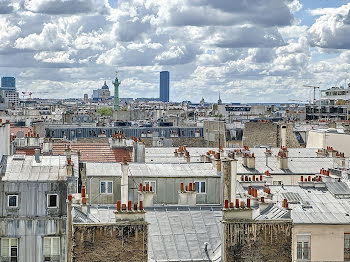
[98,107,113,116]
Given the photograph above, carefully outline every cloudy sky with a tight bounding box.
[0,0,350,103]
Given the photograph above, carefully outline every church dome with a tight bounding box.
[102,81,109,90]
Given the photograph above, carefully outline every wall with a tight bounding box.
[306,131,350,157]
[293,224,350,262]
[223,220,292,262]
[0,121,10,159]
[243,122,300,148]
[87,176,221,205]
[72,223,148,262]
[0,181,68,262]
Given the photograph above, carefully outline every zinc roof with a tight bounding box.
[1,155,68,181]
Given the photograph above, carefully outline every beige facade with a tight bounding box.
[307,130,350,157]
[293,224,350,261]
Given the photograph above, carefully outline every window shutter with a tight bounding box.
[1,239,9,257]
[43,238,51,256]
[52,238,60,256]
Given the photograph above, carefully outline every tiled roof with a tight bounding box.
[15,148,38,155]
[52,143,132,163]
[10,126,34,137]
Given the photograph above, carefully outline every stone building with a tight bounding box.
[242,121,300,148]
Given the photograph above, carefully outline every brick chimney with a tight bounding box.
[121,158,129,206]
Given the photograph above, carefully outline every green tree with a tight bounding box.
[98,107,113,116]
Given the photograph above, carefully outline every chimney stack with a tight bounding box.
[280,125,287,148]
[121,158,129,206]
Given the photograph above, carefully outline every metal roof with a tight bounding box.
[325,182,350,198]
[86,162,219,178]
[74,205,222,262]
[265,185,350,224]
[1,155,69,181]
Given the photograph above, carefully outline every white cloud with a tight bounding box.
[0,0,349,102]
[308,4,350,49]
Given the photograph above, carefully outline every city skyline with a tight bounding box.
[0,0,350,102]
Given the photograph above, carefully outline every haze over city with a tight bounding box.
[0,0,349,102]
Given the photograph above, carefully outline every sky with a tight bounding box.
[0,0,350,103]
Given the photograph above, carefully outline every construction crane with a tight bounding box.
[303,85,320,104]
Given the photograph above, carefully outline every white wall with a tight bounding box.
[0,121,10,159]
[307,130,350,157]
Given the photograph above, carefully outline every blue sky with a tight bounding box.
[1,0,350,102]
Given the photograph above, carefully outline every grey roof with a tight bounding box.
[86,162,219,178]
[325,182,350,198]
[147,206,222,262]
[266,184,350,224]
[1,155,68,181]
[75,205,222,262]
[236,156,335,175]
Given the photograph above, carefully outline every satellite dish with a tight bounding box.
[16,131,24,138]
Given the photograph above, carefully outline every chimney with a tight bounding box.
[185,151,190,163]
[138,183,155,207]
[221,157,238,206]
[278,148,288,169]
[136,141,146,163]
[42,139,53,154]
[110,132,127,148]
[212,152,221,172]
[280,125,287,148]
[121,158,129,206]
[178,183,197,206]
[34,149,40,163]
[247,153,255,169]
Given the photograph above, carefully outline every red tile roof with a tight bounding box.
[15,148,38,155]
[10,126,34,137]
[51,143,132,163]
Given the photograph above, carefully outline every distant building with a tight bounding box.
[83,93,88,103]
[1,76,16,90]
[92,81,111,101]
[0,89,19,105]
[159,71,169,102]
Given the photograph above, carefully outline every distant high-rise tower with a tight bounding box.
[1,77,16,90]
[159,71,169,102]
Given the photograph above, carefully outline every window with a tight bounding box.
[47,194,58,208]
[345,234,350,261]
[297,234,311,261]
[43,237,60,262]
[195,181,206,193]
[8,195,18,208]
[144,181,156,193]
[100,181,113,194]
[1,238,18,262]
